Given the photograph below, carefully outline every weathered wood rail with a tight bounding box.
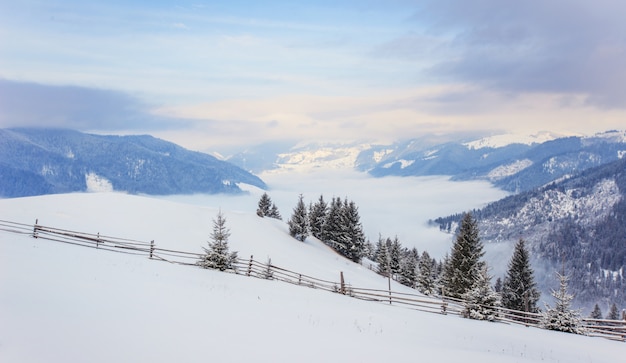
[1,218,624,342]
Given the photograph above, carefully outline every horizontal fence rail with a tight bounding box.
[1,218,624,342]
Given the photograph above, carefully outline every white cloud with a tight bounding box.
[172,23,189,30]
[152,85,626,151]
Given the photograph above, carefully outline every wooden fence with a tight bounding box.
[1,219,624,342]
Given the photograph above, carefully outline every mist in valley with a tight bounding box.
[161,169,515,278]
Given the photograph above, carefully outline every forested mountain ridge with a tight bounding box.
[435,157,626,308]
[366,131,626,193]
[226,131,626,195]
[0,128,267,197]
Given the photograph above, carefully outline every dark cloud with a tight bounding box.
[391,0,626,108]
[0,79,185,130]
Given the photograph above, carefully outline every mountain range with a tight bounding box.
[228,130,626,193]
[0,128,266,198]
[226,130,626,309]
[434,156,626,309]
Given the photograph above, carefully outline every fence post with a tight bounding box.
[340,271,345,295]
[149,240,155,259]
[298,274,302,285]
[33,219,39,239]
[96,232,100,248]
[247,255,253,276]
[441,289,448,315]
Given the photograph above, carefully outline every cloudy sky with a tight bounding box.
[1,0,625,152]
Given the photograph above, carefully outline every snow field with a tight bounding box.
[1,192,623,362]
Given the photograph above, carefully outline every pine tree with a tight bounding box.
[417,251,437,295]
[501,239,540,314]
[269,203,282,220]
[399,247,419,288]
[462,267,501,321]
[198,210,238,271]
[438,253,452,296]
[541,271,585,334]
[376,235,390,276]
[256,192,272,217]
[389,236,402,278]
[309,195,328,240]
[442,212,485,299]
[343,199,366,263]
[288,194,309,242]
[606,303,619,320]
[322,197,348,252]
[262,257,274,280]
[494,277,503,293]
[589,304,603,320]
[362,239,375,261]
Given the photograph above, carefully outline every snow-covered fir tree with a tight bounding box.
[541,272,585,335]
[606,303,619,320]
[342,199,366,263]
[256,192,272,217]
[399,247,419,288]
[442,212,485,299]
[362,239,375,261]
[462,266,501,322]
[257,192,282,220]
[417,250,437,295]
[438,253,451,295]
[269,202,282,220]
[308,195,328,240]
[389,236,402,278]
[198,210,238,271]
[321,197,349,252]
[376,235,390,276]
[262,257,274,280]
[501,239,540,315]
[494,277,503,293]
[288,194,309,242]
[589,304,603,320]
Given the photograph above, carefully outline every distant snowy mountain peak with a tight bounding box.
[372,148,395,163]
[586,130,626,143]
[265,141,374,173]
[225,130,626,194]
[463,131,564,150]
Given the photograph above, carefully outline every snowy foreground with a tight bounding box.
[1,193,623,362]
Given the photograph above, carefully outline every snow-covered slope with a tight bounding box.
[1,193,623,362]
[463,131,566,150]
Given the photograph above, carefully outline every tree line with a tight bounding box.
[198,193,623,334]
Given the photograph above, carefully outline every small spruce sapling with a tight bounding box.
[288,194,309,242]
[198,210,238,271]
[462,266,501,322]
[541,272,585,335]
[589,304,603,320]
[606,303,619,320]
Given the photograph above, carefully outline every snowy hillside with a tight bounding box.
[0,128,266,197]
[1,193,623,362]
[435,156,626,308]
